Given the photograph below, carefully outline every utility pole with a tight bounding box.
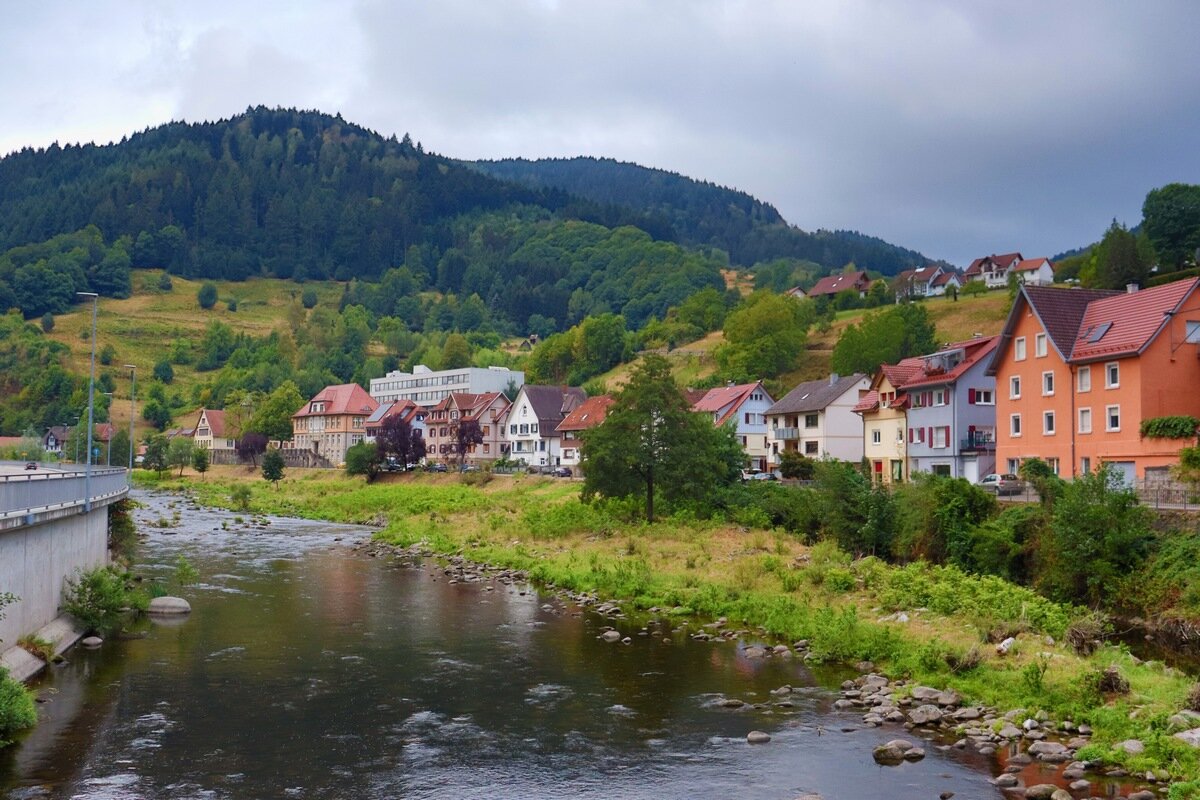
[77,292,98,511]
[125,364,136,482]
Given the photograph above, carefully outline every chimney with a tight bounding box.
[829,373,839,385]
[1127,283,1139,294]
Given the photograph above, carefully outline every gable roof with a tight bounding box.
[518,385,587,430]
[767,373,867,415]
[901,336,1000,390]
[808,270,870,297]
[1013,257,1053,273]
[989,286,1118,371]
[455,391,508,418]
[292,384,379,418]
[197,409,227,437]
[556,395,616,433]
[932,271,961,287]
[364,399,425,429]
[1071,278,1200,362]
[965,252,1023,276]
[44,425,69,443]
[692,382,772,426]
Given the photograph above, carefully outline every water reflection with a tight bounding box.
[1,492,1006,799]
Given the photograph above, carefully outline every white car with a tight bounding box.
[979,473,1023,496]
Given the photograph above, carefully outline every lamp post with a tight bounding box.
[124,364,136,480]
[103,392,113,465]
[77,292,98,511]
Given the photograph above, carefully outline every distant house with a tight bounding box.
[363,400,427,445]
[507,385,587,467]
[556,395,616,468]
[987,277,1200,484]
[964,252,1023,289]
[691,381,776,471]
[43,426,69,456]
[291,384,379,465]
[807,270,872,299]
[784,286,808,300]
[1011,258,1056,286]
[193,409,235,452]
[424,391,511,465]
[854,358,924,484]
[895,266,961,299]
[766,373,870,464]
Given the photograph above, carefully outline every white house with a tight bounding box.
[1010,258,1056,286]
[691,382,776,471]
[506,385,586,467]
[193,409,236,452]
[965,252,1023,289]
[370,365,523,408]
[766,374,870,465]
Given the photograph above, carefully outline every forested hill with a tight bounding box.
[470,156,931,273]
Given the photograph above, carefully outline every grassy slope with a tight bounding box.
[140,466,1200,783]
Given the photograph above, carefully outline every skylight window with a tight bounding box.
[1087,322,1113,343]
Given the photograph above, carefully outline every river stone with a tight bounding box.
[1022,785,1059,800]
[720,698,746,708]
[1174,727,1200,747]
[81,636,103,648]
[992,774,1019,787]
[746,730,771,744]
[998,724,1022,739]
[1127,792,1155,800]
[909,686,941,701]
[601,630,622,642]
[1115,738,1145,754]
[902,747,925,761]
[1067,779,1090,792]
[148,596,192,615]
[872,743,907,765]
[744,645,768,659]
[908,704,943,725]
[1028,740,1070,762]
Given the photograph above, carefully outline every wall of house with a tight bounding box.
[506,393,563,466]
[908,360,998,479]
[861,376,907,483]
[731,392,774,470]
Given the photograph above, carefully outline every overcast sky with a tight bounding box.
[2,1,1197,266]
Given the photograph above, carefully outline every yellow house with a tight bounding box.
[854,359,923,484]
[193,409,235,452]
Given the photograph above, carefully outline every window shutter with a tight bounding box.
[926,427,932,443]
[967,388,976,404]
[908,428,914,443]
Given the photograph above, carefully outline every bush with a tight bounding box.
[778,450,816,480]
[158,272,173,291]
[61,566,147,635]
[40,312,54,332]
[231,485,252,511]
[0,670,36,746]
[301,288,318,309]
[197,282,218,309]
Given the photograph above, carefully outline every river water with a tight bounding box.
[2,492,1044,799]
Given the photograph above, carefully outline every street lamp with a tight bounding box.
[103,392,113,466]
[77,291,98,511]
[124,365,136,479]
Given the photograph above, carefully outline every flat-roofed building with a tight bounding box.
[369,365,524,408]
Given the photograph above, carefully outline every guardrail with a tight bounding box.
[0,467,128,520]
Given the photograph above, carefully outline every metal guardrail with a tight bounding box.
[0,467,128,519]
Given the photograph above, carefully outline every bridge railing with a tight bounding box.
[0,468,128,518]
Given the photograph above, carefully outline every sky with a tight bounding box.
[2,1,1198,266]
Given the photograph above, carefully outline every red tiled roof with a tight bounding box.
[196,409,226,437]
[880,358,925,388]
[808,270,870,297]
[692,382,767,426]
[852,390,879,413]
[557,395,616,433]
[902,336,1000,390]
[292,384,379,418]
[966,252,1023,275]
[1071,278,1200,361]
[1020,286,1119,360]
[683,389,709,406]
[1013,257,1053,273]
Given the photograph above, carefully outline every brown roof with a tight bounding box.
[519,385,587,430]
[292,384,379,418]
[767,374,867,415]
[196,409,226,437]
[692,382,769,426]
[1013,257,1053,273]
[965,252,1023,276]
[901,336,1000,390]
[683,388,709,406]
[808,270,870,297]
[556,395,616,433]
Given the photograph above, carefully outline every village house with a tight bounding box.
[424,391,511,465]
[964,252,1023,289]
[691,381,776,472]
[894,266,962,299]
[556,395,615,469]
[784,286,808,300]
[987,278,1200,485]
[192,409,236,452]
[901,336,1000,482]
[806,270,872,299]
[854,358,924,484]
[1010,257,1056,286]
[291,384,379,465]
[42,426,69,456]
[369,364,523,408]
[507,385,586,468]
[766,374,870,465]
[363,400,427,448]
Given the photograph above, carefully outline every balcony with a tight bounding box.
[772,427,801,441]
[960,433,996,451]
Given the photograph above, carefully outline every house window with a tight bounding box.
[1035,333,1047,358]
[1078,407,1092,434]
[531,424,539,434]
[1105,362,1119,388]
[804,441,818,455]
[896,428,904,442]
[804,413,818,428]
[1043,411,1055,435]
[1047,457,1060,476]
[974,389,994,405]
[1042,371,1055,396]
[933,427,949,448]
[1009,376,1021,399]
[1010,414,1022,437]
[933,389,947,406]
[1077,366,1091,392]
[1080,457,1091,474]
[932,464,951,477]
[1187,321,1200,344]
[1007,458,1020,474]
[871,429,881,445]
[1106,405,1121,432]
[1014,337,1026,361]
[509,425,516,434]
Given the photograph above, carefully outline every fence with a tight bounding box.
[0,467,128,520]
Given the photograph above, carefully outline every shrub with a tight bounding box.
[158,272,173,291]
[0,670,36,746]
[197,282,218,309]
[1187,683,1200,713]
[1065,611,1111,656]
[1088,665,1130,695]
[301,288,318,309]
[61,566,147,635]
[40,312,54,332]
[231,484,252,511]
[824,568,855,593]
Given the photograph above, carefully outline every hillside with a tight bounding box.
[470,156,934,273]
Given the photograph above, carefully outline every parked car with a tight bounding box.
[425,462,448,473]
[741,469,778,482]
[460,464,480,473]
[552,466,572,478]
[526,465,556,475]
[979,473,1023,496]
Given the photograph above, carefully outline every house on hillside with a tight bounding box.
[43,426,69,456]
[901,336,1000,481]
[1011,258,1056,286]
[964,253,1023,289]
[784,286,808,300]
[987,278,1200,484]
[807,270,872,299]
[363,400,427,447]
[424,392,511,465]
[291,384,379,465]
[507,385,586,467]
[691,382,776,471]
[854,358,924,484]
[193,409,236,452]
[894,266,960,299]
[556,395,615,469]
[766,374,870,464]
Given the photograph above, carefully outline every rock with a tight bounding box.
[1022,785,1059,800]
[902,747,925,761]
[1067,779,1090,792]
[992,774,1019,787]
[1175,726,1200,747]
[1028,741,1070,762]
[746,730,771,744]
[952,706,981,721]
[1115,738,1145,755]
[81,636,103,648]
[743,645,768,659]
[1128,793,1155,800]
[872,743,907,764]
[998,724,1022,739]
[720,698,746,708]
[601,630,622,642]
[1050,791,1072,800]
[855,661,875,673]
[148,596,191,615]
[937,690,962,707]
[909,686,942,701]
[996,636,1016,655]
[908,704,943,725]
[1022,718,1039,731]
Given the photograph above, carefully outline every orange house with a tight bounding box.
[987,278,1200,484]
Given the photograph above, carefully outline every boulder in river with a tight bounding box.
[81,636,103,648]
[746,730,771,744]
[148,596,191,615]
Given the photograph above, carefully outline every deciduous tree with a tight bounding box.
[454,419,484,468]
[262,448,285,487]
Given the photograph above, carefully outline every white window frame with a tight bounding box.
[1106,404,1121,432]
[1035,333,1047,358]
[1043,410,1056,435]
[1014,337,1027,361]
[1009,376,1021,399]
[1010,413,1022,437]
[1105,362,1120,389]
[975,389,994,405]
[871,429,882,445]
[1078,407,1092,434]
[1042,371,1055,396]
[1077,366,1091,393]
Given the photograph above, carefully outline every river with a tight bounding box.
[1,491,1072,799]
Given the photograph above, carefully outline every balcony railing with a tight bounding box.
[772,427,801,440]
[960,434,996,451]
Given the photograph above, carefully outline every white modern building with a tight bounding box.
[766,373,870,464]
[369,365,524,408]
